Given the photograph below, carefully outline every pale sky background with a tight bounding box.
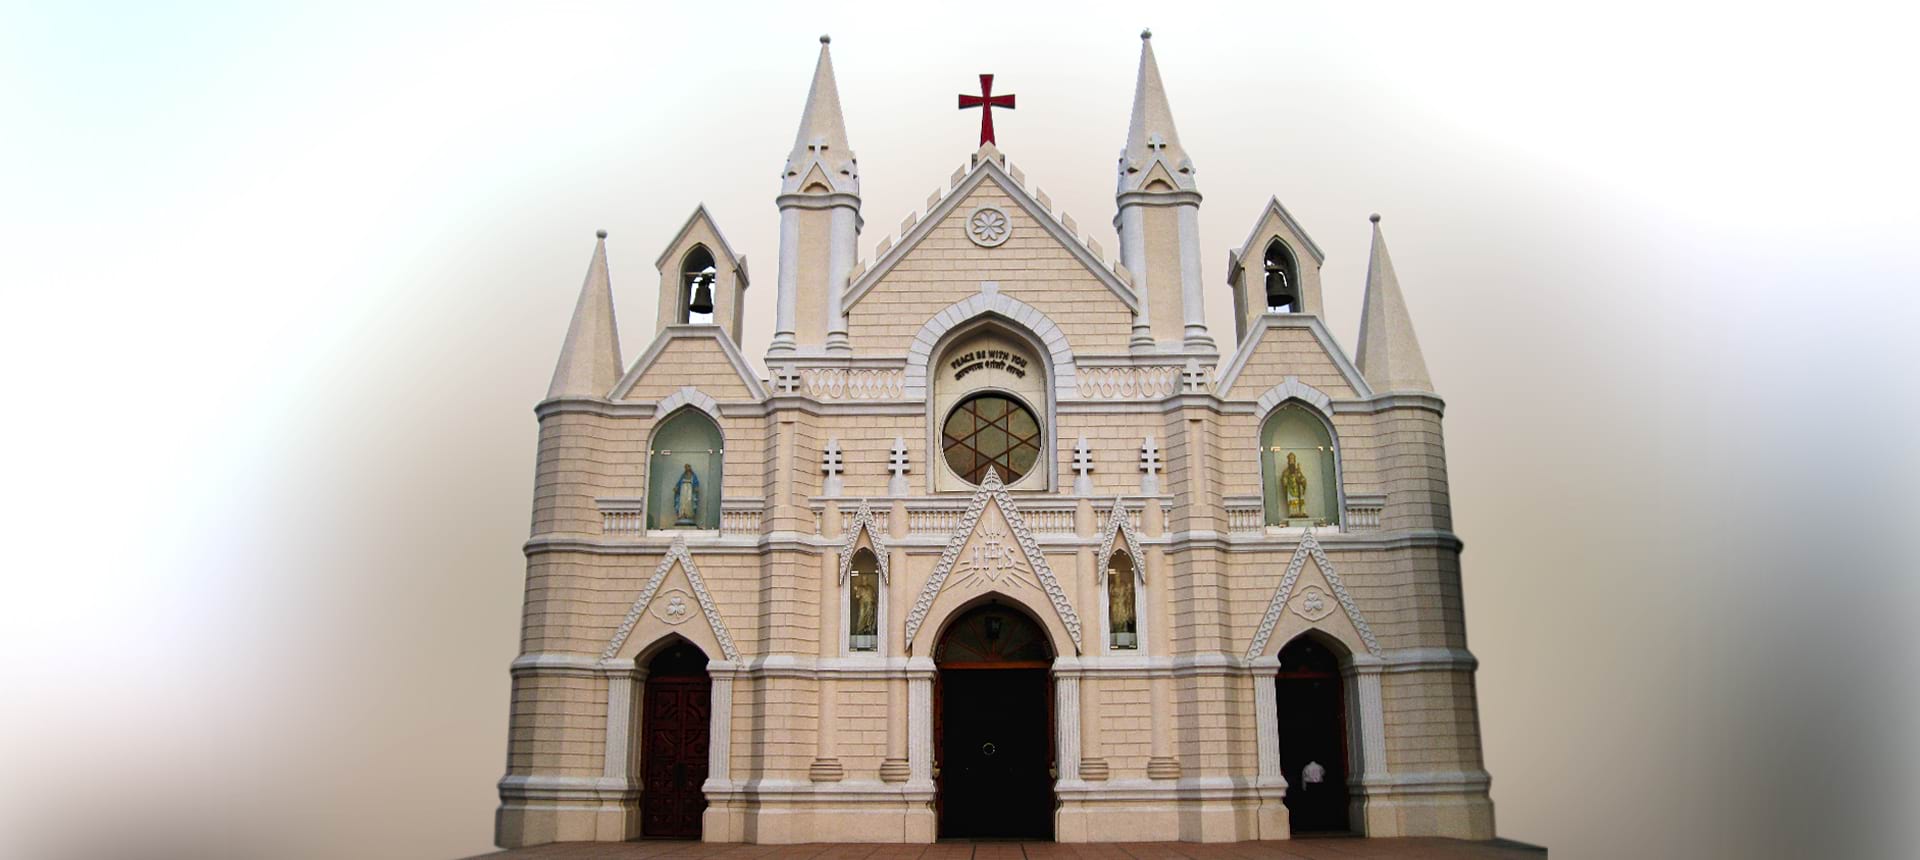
[2,2,1917,859]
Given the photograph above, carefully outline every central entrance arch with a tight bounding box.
[934,601,1055,839]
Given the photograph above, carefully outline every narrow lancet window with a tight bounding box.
[1263,238,1299,314]
[680,247,717,325]
[848,549,880,651]
[1108,552,1138,650]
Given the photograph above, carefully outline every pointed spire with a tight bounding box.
[782,35,858,196]
[1356,215,1434,394]
[1118,29,1196,194]
[547,231,623,400]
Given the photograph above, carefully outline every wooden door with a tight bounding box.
[641,645,711,838]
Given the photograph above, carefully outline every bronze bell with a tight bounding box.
[687,275,715,315]
[1264,260,1297,310]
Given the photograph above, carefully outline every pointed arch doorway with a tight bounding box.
[1277,634,1352,834]
[934,602,1055,839]
[640,640,710,839]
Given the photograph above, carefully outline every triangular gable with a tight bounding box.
[611,325,768,401]
[1095,499,1146,583]
[1138,161,1181,192]
[1245,529,1379,660]
[1233,196,1325,267]
[1215,313,1373,400]
[843,149,1139,315]
[652,204,747,280]
[903,469,1081,652]
[601,537,741,663]
[838,500,889,584]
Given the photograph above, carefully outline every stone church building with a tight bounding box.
[498,32,1495,847]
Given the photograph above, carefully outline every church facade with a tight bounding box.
[498,33,1496,847]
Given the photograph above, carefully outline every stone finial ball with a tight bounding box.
[820,34,831,44]
[597,229,608,238]
[1369,213,1381,224]
[1141,28,1152,40]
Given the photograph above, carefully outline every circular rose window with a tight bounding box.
[942,393,1042,485]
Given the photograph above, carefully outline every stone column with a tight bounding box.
[1175,205,1212,350]
[907,658,935,785]
[770,212,799,354]
[1054,664,1081,782]
[602,669,640,779]
[1079,670,1107,780]
[825,207,857,353]
[707,663,736,786]
[1118,206,1154,352]
[1252,665,1282,785]
[1355,667,1388,781]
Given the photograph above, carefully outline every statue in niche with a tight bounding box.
[672,463,702,526]
[1282,452,1309,519]
[1108,569,1136,645]
[850,571,878,641]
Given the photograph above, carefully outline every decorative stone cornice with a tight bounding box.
[902,469,1081,653]
[1244,528,1380,660]
[837,500,889,584]
[600,536,741,662]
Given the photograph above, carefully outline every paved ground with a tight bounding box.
[468,838,1546,859]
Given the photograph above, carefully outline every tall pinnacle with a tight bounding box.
[1118,29,1196,194]
[782,35,858,196]
[547,231,624,400]
[1356,215,1434,394]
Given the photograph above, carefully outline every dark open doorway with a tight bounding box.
[1277,634,1352,834]
[934,602,1055,840]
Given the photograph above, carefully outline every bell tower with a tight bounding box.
[653,205,749,344]
[770,35,862,356]
[1113,30,1212,353]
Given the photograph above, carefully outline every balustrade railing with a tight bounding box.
[1342,494,1386,533]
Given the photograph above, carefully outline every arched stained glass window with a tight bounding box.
[941,392,1042,485]
[1261,403,1339,527]
[648,408,722,530]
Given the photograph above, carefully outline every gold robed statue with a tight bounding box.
[851,572,878,639]
[1108,569,1136,640]
[672,463,702,526]
[1281,452,1309,519]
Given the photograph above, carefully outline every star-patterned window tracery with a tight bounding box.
[941,393,1041,485]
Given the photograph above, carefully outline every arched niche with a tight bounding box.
[1263,238,1301,314]
[648,407,723,531]
[1104,550,1141,652]
[846,547,882,653]
[1261,401,1340,527]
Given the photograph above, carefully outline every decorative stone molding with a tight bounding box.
[1074,364,1182,399]
[801,367,904,400]
[1095,498,1146,584]
[600,536,741,663]
[653,385,724,424]
[901,287,1079,401]
[837,500,890,585]
[902,469,1082,652]
[1244,529,1381,659]
[1254,376,1334,419]
[965,205,1011,247]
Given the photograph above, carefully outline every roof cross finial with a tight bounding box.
[957,73,1016,146]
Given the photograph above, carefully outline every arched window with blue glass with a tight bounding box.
[648,407,723,531]
[1260,402,1339,527]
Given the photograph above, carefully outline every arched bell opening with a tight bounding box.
[638,637,711,839]
[932,600,1056,840]
[1275,631,1355,835]
[679,246,717,324]
[1263,237,1300,314]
